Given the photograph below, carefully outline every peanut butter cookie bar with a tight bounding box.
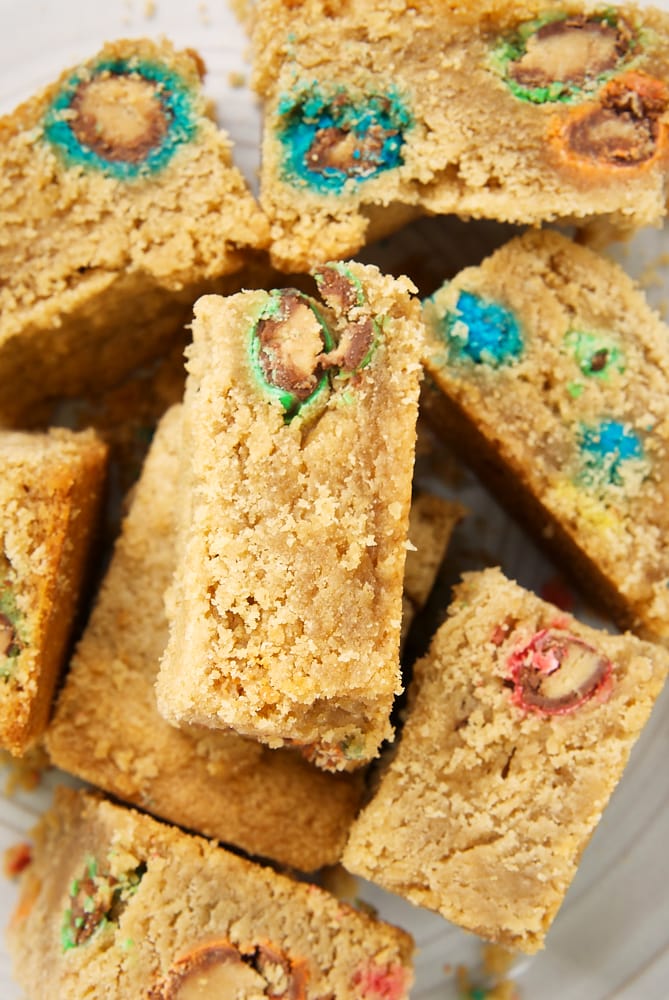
[422,229,669,646]
[252,0,669,270]
[342,568,669,952]
[47,406,363,872]
[8,787,414,999]
[0,427,107,755]
[156,262,423,770]
[0,37,269,425]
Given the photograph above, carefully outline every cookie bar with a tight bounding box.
[46,405,363,872]
[0,427,107,755]
[252,0,669,270]
[156,262,423,770]
[0,37,269,425]
[422,228,669,646]
[8,787,414,999]
[342,567,669,952]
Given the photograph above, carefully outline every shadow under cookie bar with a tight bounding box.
[342,567,669,953]
[400,489,466,649]
[0,37,269,426]
[8,787,414,999]
[421,228,669,647]
[156,262,423,770]
[252,0,669,270]
[0,427,107,756]
[46,405,363,874]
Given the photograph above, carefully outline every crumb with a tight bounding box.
[639,265,663,290]
[144,0,157,17]
[456,963,520,999]
[228,70,246,89]
[1,745,49,795]
[229,0,255,29]
[3,842,31,879]
[198,1,211,25]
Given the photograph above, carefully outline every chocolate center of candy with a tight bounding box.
[63,870,118,949]
[565,73,668,165]
[589,348,609,372]
[510,17,628,90]
[153,941,307,1000]
[70,73,171,163]
[306,123,393,179]
[568,106,656,164]
[508,629,612,715]
[315,265,375,370]
[252,272,379,416]
[277,85,410,193]
[256,292,329,403]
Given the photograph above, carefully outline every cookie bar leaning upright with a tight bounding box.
[422,229,669,647]
[343,567,669,953]
[8,787,415,999]
[0,37,269,425]
[47,405,365,874]
[252,0,669,270]
[156,262,423,770]
[0,428,107,755]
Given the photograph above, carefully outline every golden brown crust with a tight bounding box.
[0,428,107,755]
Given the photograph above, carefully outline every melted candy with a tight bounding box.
[277,84,411,193]
[44,57,198,179]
